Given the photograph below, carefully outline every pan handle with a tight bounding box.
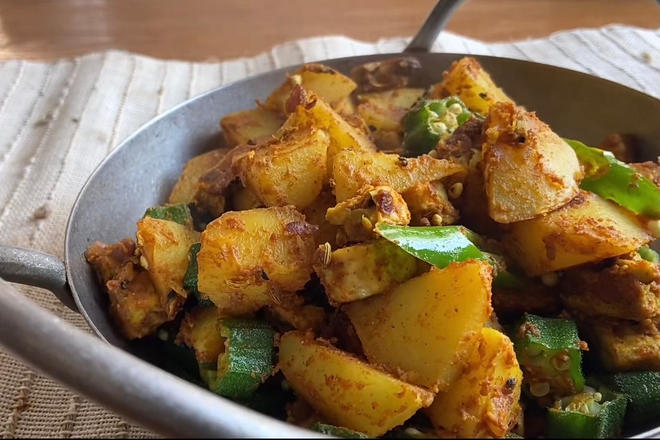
[405,0,467,53]
[0,245,77,311]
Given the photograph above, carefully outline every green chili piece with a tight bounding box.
[546,387,627,438]
[402,96,475,156]
[144,203,193,225]
[511,313,585,399]
[565,138,660,218]
[375,224,526,288]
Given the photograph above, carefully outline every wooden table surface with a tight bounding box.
[0,0,657,62]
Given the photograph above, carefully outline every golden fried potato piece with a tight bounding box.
[331,149,466,202]
[482,102,581,224]
[430,56,514,115]
[233,126,329,209]
[197,206,317,316]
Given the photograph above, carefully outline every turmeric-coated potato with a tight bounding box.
[426,327,523,438]
[344,260,493,391]
[220,108,284,147]
[233,127,329,209]
[279,89,376,172]
[136,216,200,314]
[176,306,223,364]
[483,102,581,223]
[505,191,654,276]
[430,56,514,115]
[197,207,316,316]
[331,149,466,202]
[169,149,226,205]
[264,64,357,114]
[314,240,421,304]
[278,331,434,437]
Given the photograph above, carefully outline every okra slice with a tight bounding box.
[182,242,212,306]
[209,319,275,400]
[511,313,585,399]
[402,96,475,156]
[593,371,660,426]
[144,203,193,225]
[546,387,627,438]
[310,422,368,438]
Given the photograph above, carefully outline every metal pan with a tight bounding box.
[1,0,659,437]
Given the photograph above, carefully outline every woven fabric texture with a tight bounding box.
[0,25,658,437]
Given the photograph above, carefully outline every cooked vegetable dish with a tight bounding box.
[85,56,660,438]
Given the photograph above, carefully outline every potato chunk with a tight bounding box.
[220,108,284,147]
[264,64,357,114]
[169,149,226,205]
[430,56,514,115]
[426,328,523,438]
[176,306,223,364]
[344,260,493,391]
[197,207,316,316]
[279,331,434,437]
[357,88,425,150]
[504,191,653,276]
[561,254,660,321]
[482,102,581,223]
[136,216,200,316]
[313,240,421,304]
[280,88,376,171]
[233,127,329,209]
[579,317,660,372]
[332,149,466,202]
[106,262,168,340]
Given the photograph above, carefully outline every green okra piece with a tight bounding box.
[208,319,275,400]
[546,386,627,438]
[402,96,476,156]
[511,313,585,399]
[592,371,660,426]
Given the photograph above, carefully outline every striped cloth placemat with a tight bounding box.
[0,24,658,438]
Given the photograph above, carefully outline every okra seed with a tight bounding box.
[431,121,448,135]
[448,182,464,199]
[593,392,602,403]
[431,213,443,226]
[443,111,458,128]
[529,382,550,397]
[448,103,463,115]
[541,272,559,287]
[551,353,570,371]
